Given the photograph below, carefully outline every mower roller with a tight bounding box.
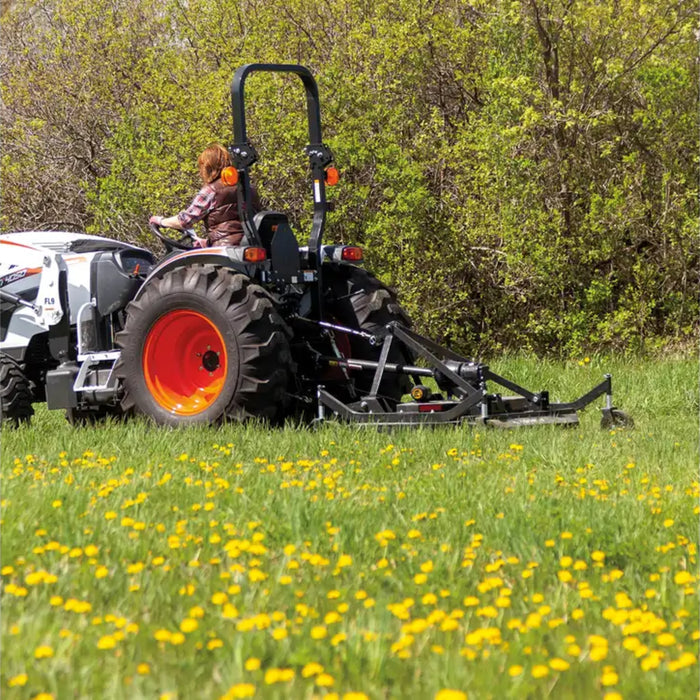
[0,64,632,430]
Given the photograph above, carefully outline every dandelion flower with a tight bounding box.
[435,691,467,700]
[244,658,261,671]
[34,645,54,659]
[180,618,199,633]
[8,673,28,687]
[97,635,116,650]
[601,670,619,686]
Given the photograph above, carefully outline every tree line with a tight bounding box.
[1,0,697,355]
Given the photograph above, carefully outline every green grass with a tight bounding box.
[1,356,697,699]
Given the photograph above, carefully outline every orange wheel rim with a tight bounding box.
[143,310,227,415]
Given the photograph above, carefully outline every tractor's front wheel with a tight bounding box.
[115,265,293,427]
[0,353,34,425]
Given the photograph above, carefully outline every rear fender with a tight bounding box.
[133,247,266,302]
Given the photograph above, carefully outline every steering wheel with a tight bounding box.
[149,222,198,252]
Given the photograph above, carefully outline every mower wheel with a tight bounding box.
[115,265,293,426]
[600,408,634,430]
[323,263,413,403]
[0,353,34,425]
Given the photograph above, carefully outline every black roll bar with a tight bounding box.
[229,64,333,318]
[231,64,323,145]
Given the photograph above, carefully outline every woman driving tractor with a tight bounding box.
[149,143,259,247]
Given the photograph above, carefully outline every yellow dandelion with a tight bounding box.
[311,625,328,639]
[301,662,324,678]
[8,673,28,687]
[97,635,117,650]
[315,673,334,687]
[590,646,608,661]
[656,633,676,647]
[673,571,693,585]
[225,683,256,698]
[601,670,619,686]
[435,691,467,700]
[34,645,54,659]
[180,618,199,633]
[244,658,261,671]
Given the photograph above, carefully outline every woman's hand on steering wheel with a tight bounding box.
[148,217,198,252]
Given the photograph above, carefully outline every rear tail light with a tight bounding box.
[419,404,444,413]
[243,247,267,262]
[341,246,363,262]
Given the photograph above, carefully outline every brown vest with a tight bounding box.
[204,179,243,246]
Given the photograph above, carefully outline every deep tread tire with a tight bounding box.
[323,263,413,402]
[0,353,34,425]
[115,265,293,427]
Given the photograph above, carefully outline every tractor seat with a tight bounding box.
[252,211,301,283]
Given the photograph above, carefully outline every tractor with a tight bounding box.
[0,64,631,430]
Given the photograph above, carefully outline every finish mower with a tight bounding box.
[0,64,631,430]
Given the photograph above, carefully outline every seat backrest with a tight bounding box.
[252,211,301,283]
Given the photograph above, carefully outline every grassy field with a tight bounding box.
[1,356,697,699]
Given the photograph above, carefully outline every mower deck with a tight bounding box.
[315,323,630,429]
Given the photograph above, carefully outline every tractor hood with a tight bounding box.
[0,231,151,256]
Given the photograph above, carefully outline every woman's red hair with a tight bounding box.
[198,143,231,184]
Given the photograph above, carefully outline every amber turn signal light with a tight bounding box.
[221,166,239,186]
[341,246,363,262]
[243,247,266,263]
[324,167,339,186]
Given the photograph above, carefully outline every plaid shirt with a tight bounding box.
[177,185,216,228]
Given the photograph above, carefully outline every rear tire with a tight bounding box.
[0,353,34,425]
[115,265,293,427]
[323,263,413,404]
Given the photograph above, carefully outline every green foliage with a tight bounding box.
[1,0,697,354]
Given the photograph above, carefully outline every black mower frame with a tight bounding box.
[313,322,625,428]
